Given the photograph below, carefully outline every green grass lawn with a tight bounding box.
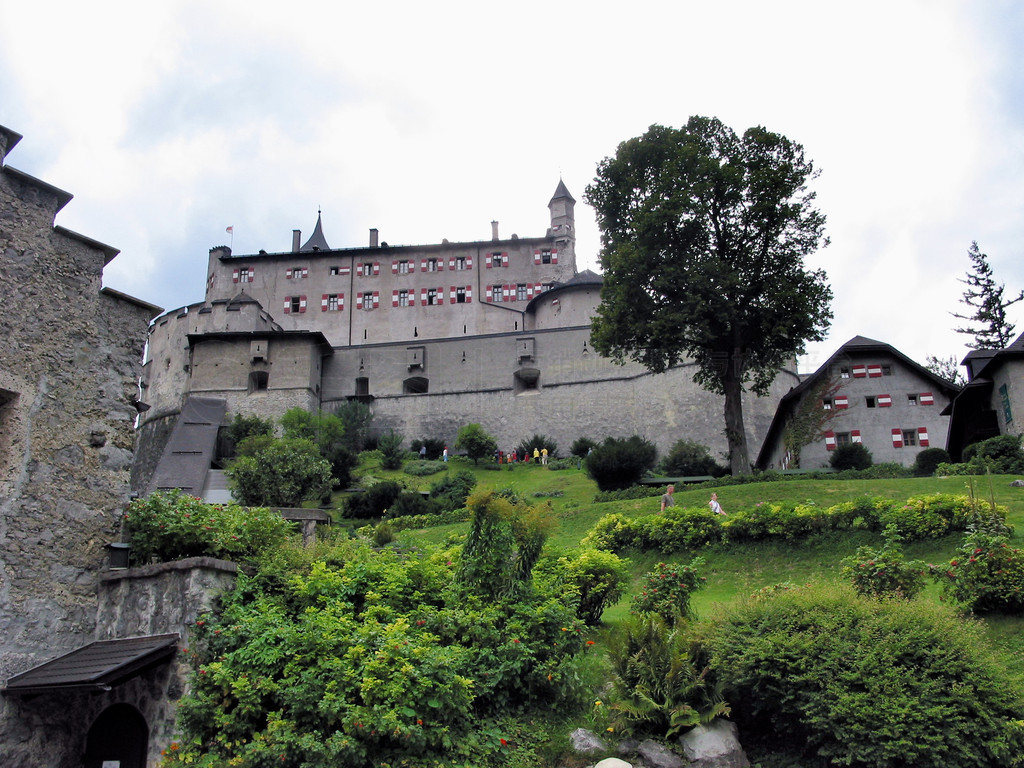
[348,454,1024,667]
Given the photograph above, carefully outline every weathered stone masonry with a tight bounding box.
[0,124,163,767]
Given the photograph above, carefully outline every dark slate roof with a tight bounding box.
[2,634,178,696]
[147,397,226,495]
[960,330,1024,380]
[300,212,331,252]
[523,269,604,313]
[549,178,576,205]
[562,269,603,286]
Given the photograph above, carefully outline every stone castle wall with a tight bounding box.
[0,127,160,766]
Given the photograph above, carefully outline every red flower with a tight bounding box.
[586,640,595,645]
[500,738,508,746]
[512,638,520,643]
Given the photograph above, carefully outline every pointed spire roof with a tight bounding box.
[549,178,575,205]
[300,210,330,252]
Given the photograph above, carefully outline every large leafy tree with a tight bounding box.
[952,241,1023,349]
[585,118,832,474]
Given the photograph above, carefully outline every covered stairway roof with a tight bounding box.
[2,634,179,697]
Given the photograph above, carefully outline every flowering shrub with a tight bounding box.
[937,524,1024,613]
[631,559,707,623]
[841,525,927,599]
[162,539,593,767]
[124,490,294,565]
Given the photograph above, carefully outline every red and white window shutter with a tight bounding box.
[851,430,862,443]
[878,394,892,407]
[825,431,837,451]
[835,395,849,409]
[868,364,883,378]
[920,392,934,406]
[852,365,867,378]
[918,427,929,447]
[891,428,903,448]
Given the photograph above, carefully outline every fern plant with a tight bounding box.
[607,614,729,738]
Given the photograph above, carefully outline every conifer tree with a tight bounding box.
[952,242,1023,349]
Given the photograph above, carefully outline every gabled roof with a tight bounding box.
[960,330,1024,381]
[755,335,962,467]
[299,211,330,252]
[2,634,178,697]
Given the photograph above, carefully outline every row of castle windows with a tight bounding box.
[825,427,930,449]
[822,392,934,409]
[232,250,558,284]
[282,283,554,314]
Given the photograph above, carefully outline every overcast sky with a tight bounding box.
[3,0,1023,375]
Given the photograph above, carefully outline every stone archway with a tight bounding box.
[83,703,148,768]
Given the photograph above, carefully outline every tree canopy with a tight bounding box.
[952,241,1023,350]
[454,423,497,465]
[585,117,832,473]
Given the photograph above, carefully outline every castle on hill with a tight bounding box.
[135,181,796,485]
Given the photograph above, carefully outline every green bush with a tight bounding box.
[631,558,707,623]
[517,434,558,460]
[935,459,989,476]
[707,584,1024,767]
[410,437,445,461]
[227,438,333,507]
[343,480,403,519]
[581,508,725,554]
[963,434,1024,474]
[585,435,658,492]
[607,614,728,739]
[555,548,630,625]
[167,540,593,768]
[456,490,551,599]
[234,433,276,458]
[829,441,873,471]
[428,468,477,512]
[386,491,439,519]
[570,436,598,457]
[841,524,928,599]
[455,423,498,465]
[403,460,446,477]
[377,430,406,470]
[659,439,725,477]
[594,485,663,503]
[385,508,471,532]
[124,490,294,565]
[325,443,358,489]
[583,494,984,554]
[937,516,1024,613]
[225,414,275,458]
[913,447,951,476]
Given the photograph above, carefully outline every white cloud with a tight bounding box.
[3,0,1023,370]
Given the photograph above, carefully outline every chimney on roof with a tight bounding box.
[491,220,499,241]
[292,230,301,253]
[370,228,379,248]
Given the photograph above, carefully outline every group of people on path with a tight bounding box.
[660,484,726,516]
[495,447,549,464]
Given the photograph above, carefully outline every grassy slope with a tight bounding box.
[352,455,1024,667]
